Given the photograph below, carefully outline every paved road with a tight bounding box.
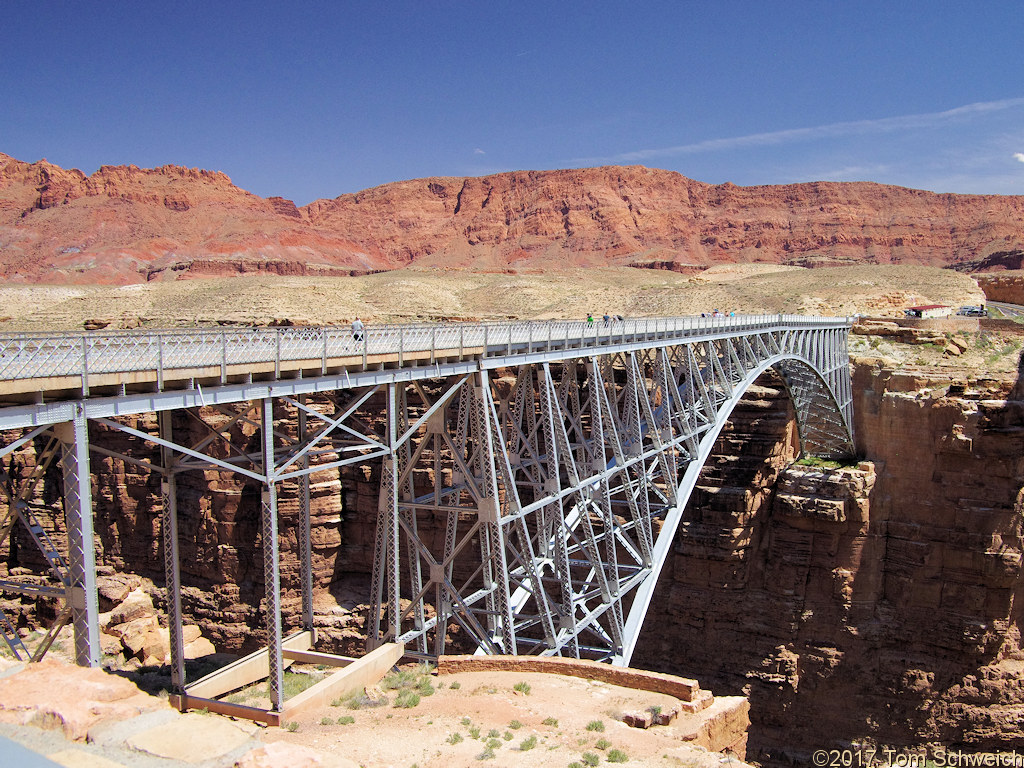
[988,301,1024,318]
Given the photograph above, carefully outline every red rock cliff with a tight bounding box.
[3,153,1023,284]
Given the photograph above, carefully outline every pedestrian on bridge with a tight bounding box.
[351,317,364,343]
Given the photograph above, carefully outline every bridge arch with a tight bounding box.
[619,351,854,664]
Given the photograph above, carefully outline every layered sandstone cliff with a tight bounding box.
[633,361,1024,764]
[3,153,1023,284]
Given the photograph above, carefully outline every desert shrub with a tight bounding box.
[337,715,354,725]
[394,689,420,708]
[446,732,463,745]
[520,735,538,750]
[586,720,605,732]
[595,738,611,749]
[509,719,523,729]
[542,716,559,727]
[607,749,628,763]
[513,681,531,695]
[582,752,600,766]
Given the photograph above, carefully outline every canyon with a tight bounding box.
[2,152,1024,285]
[5,149,1024,764]
[4,331,1024,765]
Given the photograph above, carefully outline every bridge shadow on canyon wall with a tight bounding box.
[631,356,1024,766]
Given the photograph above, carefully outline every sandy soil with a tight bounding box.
[0,264,984,331]
[262,667,735,768]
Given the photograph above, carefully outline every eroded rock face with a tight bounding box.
[633,361,1024,765]
[2,153,1023,283]
[977,270,1024,304]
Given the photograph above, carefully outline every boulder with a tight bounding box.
[107,588,154,626]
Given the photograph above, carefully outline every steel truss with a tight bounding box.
[0,317,853,680]
[368,327,854,665]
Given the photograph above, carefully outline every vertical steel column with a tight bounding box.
[475,370,516,653]
[159,411,186,692]
[369,382,401,648]
[56,412,99,667]
[297,399,313,631]
[260,398,284,711]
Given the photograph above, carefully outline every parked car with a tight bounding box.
[956,305,988,317]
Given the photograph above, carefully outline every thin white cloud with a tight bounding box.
[573,97,1024,165]
[1014,152,1024,163]
[474,148,486,155]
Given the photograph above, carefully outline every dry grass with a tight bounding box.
[0,264,984,331]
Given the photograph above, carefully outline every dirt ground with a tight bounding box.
[261,666,736,768]
[0,264,984,331]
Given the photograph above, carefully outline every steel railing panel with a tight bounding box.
[0,315,852,388]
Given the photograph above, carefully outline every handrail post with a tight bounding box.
[157,334,164,391]
[459,325,464,359]
[484,324,489,357]
[431,326,436,364]
[81,335,89,397]
[275,328,281,379]
[322,328,328,374]
[221,331,228,384]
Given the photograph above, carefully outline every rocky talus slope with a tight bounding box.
[3,152,1023,283]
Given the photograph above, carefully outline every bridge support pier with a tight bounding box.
[56,414,100,668]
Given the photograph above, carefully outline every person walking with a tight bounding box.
[351,317,364,343]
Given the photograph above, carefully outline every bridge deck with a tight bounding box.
[0,314,850,410]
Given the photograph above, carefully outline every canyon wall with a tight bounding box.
[4,358,1024,764]
[3,152,1024,284]
[633,360,1024,764]
[977,270,1024,304]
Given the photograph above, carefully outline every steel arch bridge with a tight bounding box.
[368,325,854,667]
[0,314,853,712]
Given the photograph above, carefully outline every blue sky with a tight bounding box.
[3,1,1023,205]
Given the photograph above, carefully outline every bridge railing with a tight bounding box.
[0,314,850,385]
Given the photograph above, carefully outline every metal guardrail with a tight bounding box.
[0,314,851,389]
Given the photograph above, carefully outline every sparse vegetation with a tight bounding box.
[513,680,532,695]
[337,715,355,725]
[285,721,299,732]
[449,681,461,690]
[469,725,481,739]
[595,738,611,750]
[607,748,629,763]
[519,735,538,751]
[446,732,463,745]
[582,752,600,766]
[320,716,332,725]
[542,716,559,727]
[509,719,523,729]
[394,689,421,708]
[586,720,605,732]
